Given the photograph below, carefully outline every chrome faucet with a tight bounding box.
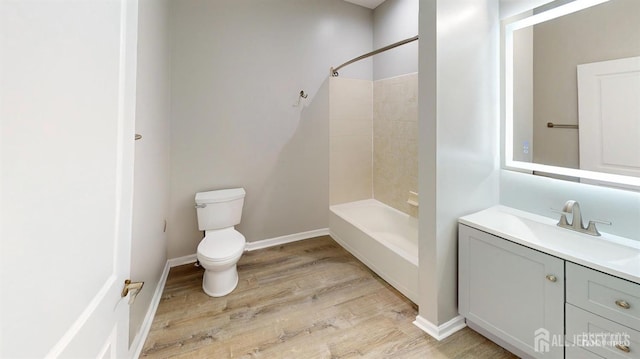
[556,200,610,236]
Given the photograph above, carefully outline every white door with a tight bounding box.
[578,56,640,180]
[0,1,138,358]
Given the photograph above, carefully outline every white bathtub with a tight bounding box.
[329,199,419,303]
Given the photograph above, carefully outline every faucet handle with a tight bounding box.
[550,208,571,226]
[585,219,611,237]
[590,219,612,226]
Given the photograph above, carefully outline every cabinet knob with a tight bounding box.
[615,344,630,353]
[615,300,631,309]
[545,274,557,282]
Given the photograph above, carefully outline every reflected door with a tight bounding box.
[578,56,640,180]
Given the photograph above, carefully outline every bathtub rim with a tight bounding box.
[329,199,418,266]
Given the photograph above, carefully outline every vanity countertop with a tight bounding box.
[459,205,640,284]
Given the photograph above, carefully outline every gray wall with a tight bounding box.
[373,0,418,80]
[130,0,171,347]
[168,0,373,258]
[418,0,501,326]
[532,0,640,168]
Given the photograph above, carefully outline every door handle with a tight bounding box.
[121,279,144,304]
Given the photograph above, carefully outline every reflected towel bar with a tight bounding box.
[547,122,579,129]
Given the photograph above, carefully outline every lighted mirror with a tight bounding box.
[503,0,640,189]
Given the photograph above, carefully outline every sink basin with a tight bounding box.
[459,206,640,283]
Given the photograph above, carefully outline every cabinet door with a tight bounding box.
[459,224,565,358]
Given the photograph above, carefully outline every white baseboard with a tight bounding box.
[129,261,171,359]
[413,315,466,341]
[167,253,197,267]
[245,228,329,251]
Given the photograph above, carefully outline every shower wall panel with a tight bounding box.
[329,78,373,205]
[373,73,418,217]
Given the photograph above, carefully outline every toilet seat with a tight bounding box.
[197,228,245,262]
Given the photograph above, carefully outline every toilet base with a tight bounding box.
[202,264,239,297]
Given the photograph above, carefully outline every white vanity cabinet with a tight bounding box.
[458,206,640,359]
[459,224,565,358]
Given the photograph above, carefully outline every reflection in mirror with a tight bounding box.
[504,0,640,189]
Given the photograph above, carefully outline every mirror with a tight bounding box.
[503,0,640,189]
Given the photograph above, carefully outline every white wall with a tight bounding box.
[373,0,419,80]
[418,0,500,327]
[168,0,373,258]
[501,171,640,240]
[499,0,553,18]
[129,0,171,347]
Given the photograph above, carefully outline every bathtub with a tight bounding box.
[329,199,418,303]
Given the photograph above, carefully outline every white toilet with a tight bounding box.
[195,188,246,297]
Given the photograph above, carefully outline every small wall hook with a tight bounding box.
[299,90,308,99]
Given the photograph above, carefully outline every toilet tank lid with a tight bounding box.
[195,188,246,204]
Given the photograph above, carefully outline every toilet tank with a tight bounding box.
[195,188,245,231]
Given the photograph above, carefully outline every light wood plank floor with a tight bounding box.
[142,236,516,358]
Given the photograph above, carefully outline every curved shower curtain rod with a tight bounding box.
[329,35,419,77]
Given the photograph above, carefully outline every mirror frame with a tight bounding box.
[503,0,640,189]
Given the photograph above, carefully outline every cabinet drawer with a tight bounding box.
[566,304,640,359]
[565,344,605,358]
[567,262,640,331]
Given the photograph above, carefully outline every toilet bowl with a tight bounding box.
[195,188,246,297]
[197,227,245,297]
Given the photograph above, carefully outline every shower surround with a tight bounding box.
[373,73,418,217]
[328,72,419,303]
[329,72,419,215]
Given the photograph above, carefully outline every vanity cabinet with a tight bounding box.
[459,224,565,358]
[459,220,640,359]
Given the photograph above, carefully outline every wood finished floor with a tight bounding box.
[141,236,516,358]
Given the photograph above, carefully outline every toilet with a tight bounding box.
[195,188,246,297]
